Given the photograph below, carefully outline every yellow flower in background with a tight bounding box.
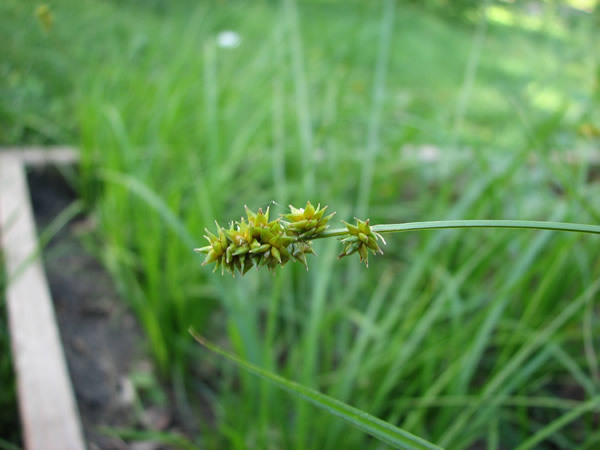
[35,4,53,33]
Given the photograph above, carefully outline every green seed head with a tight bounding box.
[195,204,387,275]
[196,203,324,276]
[337,218,385,267]
[281,201,335,239]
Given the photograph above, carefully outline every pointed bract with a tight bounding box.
[337,217,385,267]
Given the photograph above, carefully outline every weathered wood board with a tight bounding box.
[0,150,85,450]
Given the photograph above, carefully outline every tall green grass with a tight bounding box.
[3,0,600,447]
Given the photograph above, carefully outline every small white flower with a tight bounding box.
[217,30,241,48]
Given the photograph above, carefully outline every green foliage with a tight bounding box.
[191,329,442,450]
[2,0,600,448]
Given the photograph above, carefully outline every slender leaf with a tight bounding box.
[515,396,600,450]
[189,328,442,450]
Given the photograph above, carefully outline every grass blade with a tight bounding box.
[189,328,442,450]
[98,169,196,247]
[515,395,600,450]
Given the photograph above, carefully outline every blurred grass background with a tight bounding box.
[2,0,600,448]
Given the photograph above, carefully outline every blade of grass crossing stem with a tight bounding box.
[189,329,442,450]
[515,395,600,450]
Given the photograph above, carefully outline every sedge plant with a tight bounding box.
[192,202,600,449]
[195,201,600,275]
[4,0,598,447]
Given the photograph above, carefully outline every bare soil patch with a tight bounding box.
[28,168,168,450]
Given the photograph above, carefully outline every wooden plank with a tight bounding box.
[0,154,85,450]
[0,147,79,166]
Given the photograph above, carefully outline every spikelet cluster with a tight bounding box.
[282,202,335,239]
[195,202,334,276]
[337,218,385,267]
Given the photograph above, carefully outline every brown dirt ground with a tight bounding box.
[28,168,175,450]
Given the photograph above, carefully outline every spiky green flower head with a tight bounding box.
[282,201,335,239]
[338,218,386,267]
[194,221,242,275]
[195,204,329,276]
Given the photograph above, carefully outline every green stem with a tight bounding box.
[315,220,600,239]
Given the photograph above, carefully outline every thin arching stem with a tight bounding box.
[314,220,600,239]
